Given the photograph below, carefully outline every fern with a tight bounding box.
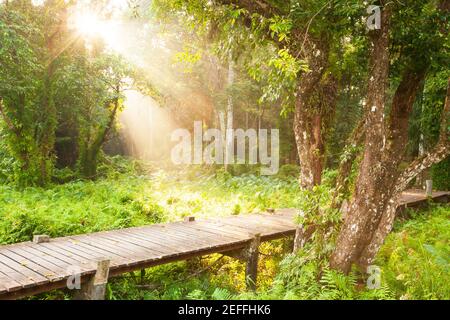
[212,288,232,300]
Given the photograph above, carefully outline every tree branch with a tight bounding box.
[332,118,365,209]
[396,77,450,191]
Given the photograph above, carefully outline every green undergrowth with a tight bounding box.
[375,205,450,299]
[0,159,304,245]
[1,157,448,300]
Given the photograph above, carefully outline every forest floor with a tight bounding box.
[0,156,448,300]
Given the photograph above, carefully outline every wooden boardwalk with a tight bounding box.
[0,189,448,300]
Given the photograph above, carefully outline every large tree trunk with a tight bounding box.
[358,77,450,267]
[293,39,332,189]
[330,7,392,273]
[330,3,449,272]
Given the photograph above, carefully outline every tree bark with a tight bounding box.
[293,38,331,189]
[358,77,450,267]
[330,0,450,274]
[330,7,392,273]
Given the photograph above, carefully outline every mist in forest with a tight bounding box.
[119,91,177,161]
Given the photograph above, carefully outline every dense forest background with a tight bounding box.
[1,0,448,188]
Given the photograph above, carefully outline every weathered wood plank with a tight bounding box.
[0,253,49,287]
[0,248,64,282]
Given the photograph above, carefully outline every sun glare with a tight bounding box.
[71,11,122,50]
[74,12,103,36]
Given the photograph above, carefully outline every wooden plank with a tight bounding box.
[0,192,446,300]
[142,223,243,250]
[91,233,165,259]
[240,214,296,230]
[177,220,249,240]
[0,276,10,293]
[194,220,257,239]
[115,228,192,254]
[208,216,284,235]
[96,231,167,257]
[231,215,295,230]
[0,270,23,292]
[121,226,247,258]
[119,226,247,259]
[23,242,93,271]
[258,213,297,225]
[37,242,95,267]
[0,248,65,282]
[0,253,49,287]
[154,223,242,245]
[70,233,147,259]
[59,238,130,266]
[122,227,207,253]
[49,241,102,261]
[234,217,294,235]
[68,234,150,262]
[11,245,71,270]
[102,228,176,255]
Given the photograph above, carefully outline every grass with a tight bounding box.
[0,163,303,245]
[0,157,448,300]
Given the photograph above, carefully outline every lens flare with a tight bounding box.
[74,12,102,37]
[70,10,121,50]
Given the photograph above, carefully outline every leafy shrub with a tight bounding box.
[52,167,77,184]
[276,164,299,180]
[376,205,450,299]
[431,156,450,190]
[0,176,166,244]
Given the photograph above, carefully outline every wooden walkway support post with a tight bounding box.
[75,259,110,300]
[293,210,306,253]
[245,233,260,291]
[293,226,305,253]
[426,180,433,196]
[33,235,50,244]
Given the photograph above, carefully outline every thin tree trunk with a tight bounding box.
[224,56,234,170]
[80,87,121,178]
[332,119,365,210]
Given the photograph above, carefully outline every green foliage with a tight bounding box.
[1,0,449,301]
[0,158,166,244]
[431,156,450,190]
[376,205,450,299]
[237,249,393,300]
[295,183,340,259]
[276,164,299,180]
[0,2,152,185]
[0,5,51,186]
